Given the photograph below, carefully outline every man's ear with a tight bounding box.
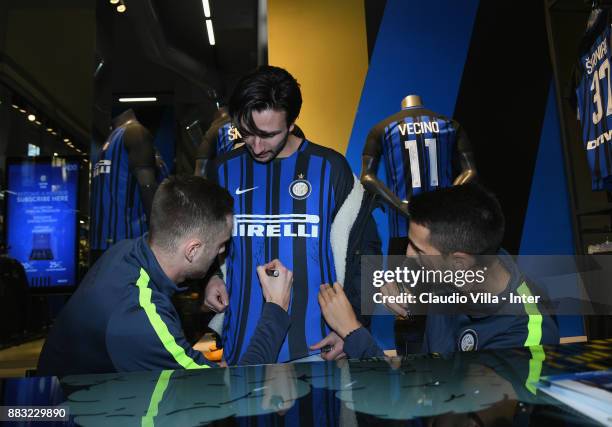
[289,122,295,133]
[185,239,202,263]
[450,252,475,270]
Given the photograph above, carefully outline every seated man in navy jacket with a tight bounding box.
[38,176,293,376]
[318,183,559,358]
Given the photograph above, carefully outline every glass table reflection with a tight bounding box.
[3,339,612,426]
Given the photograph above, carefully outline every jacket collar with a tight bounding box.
[466,249,522,318]
[128,234,184,296]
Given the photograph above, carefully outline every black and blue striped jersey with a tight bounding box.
[90,123,168,251]
[363,107,471,238]
[196,118,241,161]
[575,8,612,190]
[210,140,355,364]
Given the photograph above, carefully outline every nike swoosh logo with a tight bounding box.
[235,186,258,195]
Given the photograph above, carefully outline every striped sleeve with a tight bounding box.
[485,282,558,350]
[517,282,543,347]
[106,269,212,372]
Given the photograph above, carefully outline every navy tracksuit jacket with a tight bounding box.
[38,235,289,376]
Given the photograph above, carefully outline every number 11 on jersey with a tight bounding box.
[404,138,439,188]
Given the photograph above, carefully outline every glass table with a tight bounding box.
[2,339,611,426]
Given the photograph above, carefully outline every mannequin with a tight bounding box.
[194,107,237,177]
[360,95,477,355]
[90,109,167,263]
[360,94,477,245]
[112,109,160,218]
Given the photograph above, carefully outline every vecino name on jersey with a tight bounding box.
[232,214,320,238]
[586,38,608,74]
[397,121,440,136]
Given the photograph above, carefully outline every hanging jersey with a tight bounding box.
[210,140,355,364]
[90,124,168,251]
[575,8,612,190]
[363,107,471,238]
[196,119,241,161]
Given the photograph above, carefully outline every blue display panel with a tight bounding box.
[6,158,79,288]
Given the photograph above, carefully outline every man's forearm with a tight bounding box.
[237,303,290,365]
[343,327,384,359]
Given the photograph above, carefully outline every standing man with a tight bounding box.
[205,66,379,363]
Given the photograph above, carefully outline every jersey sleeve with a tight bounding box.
[483,320,534,350]
[362,124,384,159]
[328,151,357,220]
[106,292,213,372]
[484,313,559,351]
[343,327,385,359]
[123,123,156,171]
[237,302,291,365]
[344,195,381,328]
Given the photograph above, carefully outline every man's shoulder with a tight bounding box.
[477,310,558,350]
[304,141,353,174]
[95,239,136,266]
[85,239,142,287]
[304,140,344,159]
[108,282,176,327]
[212,144,249,167]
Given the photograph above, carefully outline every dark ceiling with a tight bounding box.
[0,0,261,151]
[110,0,260,102]
[155,0,259,78]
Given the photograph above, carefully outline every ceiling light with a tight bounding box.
[11,104,18,109]
[206,20,215,46]
[202,0,211,17]
[53,152,58,156]
[63,138,70,142]
[51,131,58,136]
[118,97,157,103]
[19,108,26,113]
[79,220,85,224]
[117,4,126,13]
[46,128,53,132]
[35,120,42,125]
[27,114,36,122]
[110,0,119,4]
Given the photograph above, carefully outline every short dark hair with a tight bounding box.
[409,183,505,255]
[149,175,233,252]
[228,65,302,137]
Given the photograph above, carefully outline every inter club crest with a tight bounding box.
[458,329,478,352]
[289,174,312,200]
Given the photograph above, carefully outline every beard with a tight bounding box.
[246,130,290,164]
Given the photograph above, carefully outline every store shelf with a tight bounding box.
[577,206,612,216]
[580,227,612,234]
